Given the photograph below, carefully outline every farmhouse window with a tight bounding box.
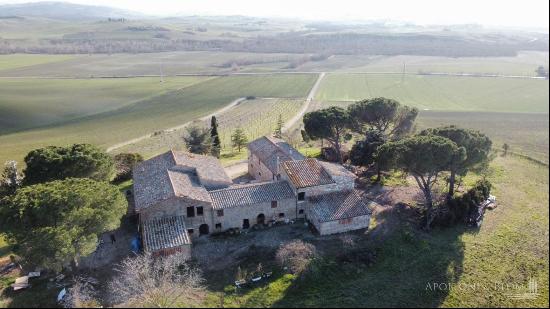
[299,209,304,215]
[215,223,222,229]
[196,206,204,216]
[298,192,305,201]
[217,209,224,217]
[339,218,353,225]
[271,201,278,208]
[187,206,195,217]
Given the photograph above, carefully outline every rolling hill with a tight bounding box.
[0,1,144,20]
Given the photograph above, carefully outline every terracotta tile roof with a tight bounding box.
[142,215,191,252]
[318,161,357,179]
[172,151,232,189]
[209,181,295,209]
[133,152,178,211]
[133,150,230,211]
[308,190,374,222]
[167,170,211,202]
[247,136,305,174]
[281,158,335,188]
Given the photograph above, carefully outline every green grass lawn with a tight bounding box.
[208,156,548,307]
[0,235,11,260]
[0,74,317,164]
[0,76,207,134]
[315,73,549,113]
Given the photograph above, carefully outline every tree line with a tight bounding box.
[0,144,146,271]
[0,143,207,306]
[1,32,547,56]
[302,97,493,229]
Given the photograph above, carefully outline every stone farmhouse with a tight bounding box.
[133,136,374,256]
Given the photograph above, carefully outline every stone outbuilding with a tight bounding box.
[306,190,373,235]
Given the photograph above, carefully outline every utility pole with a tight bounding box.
[401,62,406,83]
[159,61,164,83]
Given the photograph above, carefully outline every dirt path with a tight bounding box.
[282,72,325,133]
[224,160,248,178]
[106,97,245,153]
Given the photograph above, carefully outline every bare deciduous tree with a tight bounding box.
[62,276,100,308]
[0,160,22,196]
[108,253,205,308]
[276,240,317,275]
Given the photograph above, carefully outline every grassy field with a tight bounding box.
[306,100,550,164]
[299,52,549,76]
[207,156,549,307]
[416,111,549,164]
[0,52,314,77]
[1,52,547,77]
[0,235,11,260]
[315,73,549,113]
[0,76,207,134]
[0,74,317,164]
[114,97,305,159]
[0,54,75,71]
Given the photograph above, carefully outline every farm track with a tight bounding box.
[282,72,325,133]
[224,160,249,178]
[105,97,246,153]
[0,71,545,80]
[225,74,326,176]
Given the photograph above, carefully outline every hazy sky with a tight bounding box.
[1,0,549,29]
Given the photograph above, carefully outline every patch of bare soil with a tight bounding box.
[193,181,433,288]
[192,223,315,273]
[353,183,422,240]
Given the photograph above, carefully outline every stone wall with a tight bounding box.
[330,175,355,191]
[138,197,214,238]
[306,209,371,236]
[248,152,276,181]
[213,197,297,231]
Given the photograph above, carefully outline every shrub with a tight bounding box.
[275,240,317,275]
[109,252,205,307]
[113,153,144,183]
[432,179,492,227]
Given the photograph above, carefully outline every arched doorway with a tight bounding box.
[199,224,209,236]
[257,214,265,225]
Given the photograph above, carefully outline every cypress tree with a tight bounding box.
[210,116,221,158]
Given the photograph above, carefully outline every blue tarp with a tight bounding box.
[131,235,141,253]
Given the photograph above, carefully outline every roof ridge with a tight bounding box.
[209,180,288,193]
[166,169,178,196]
